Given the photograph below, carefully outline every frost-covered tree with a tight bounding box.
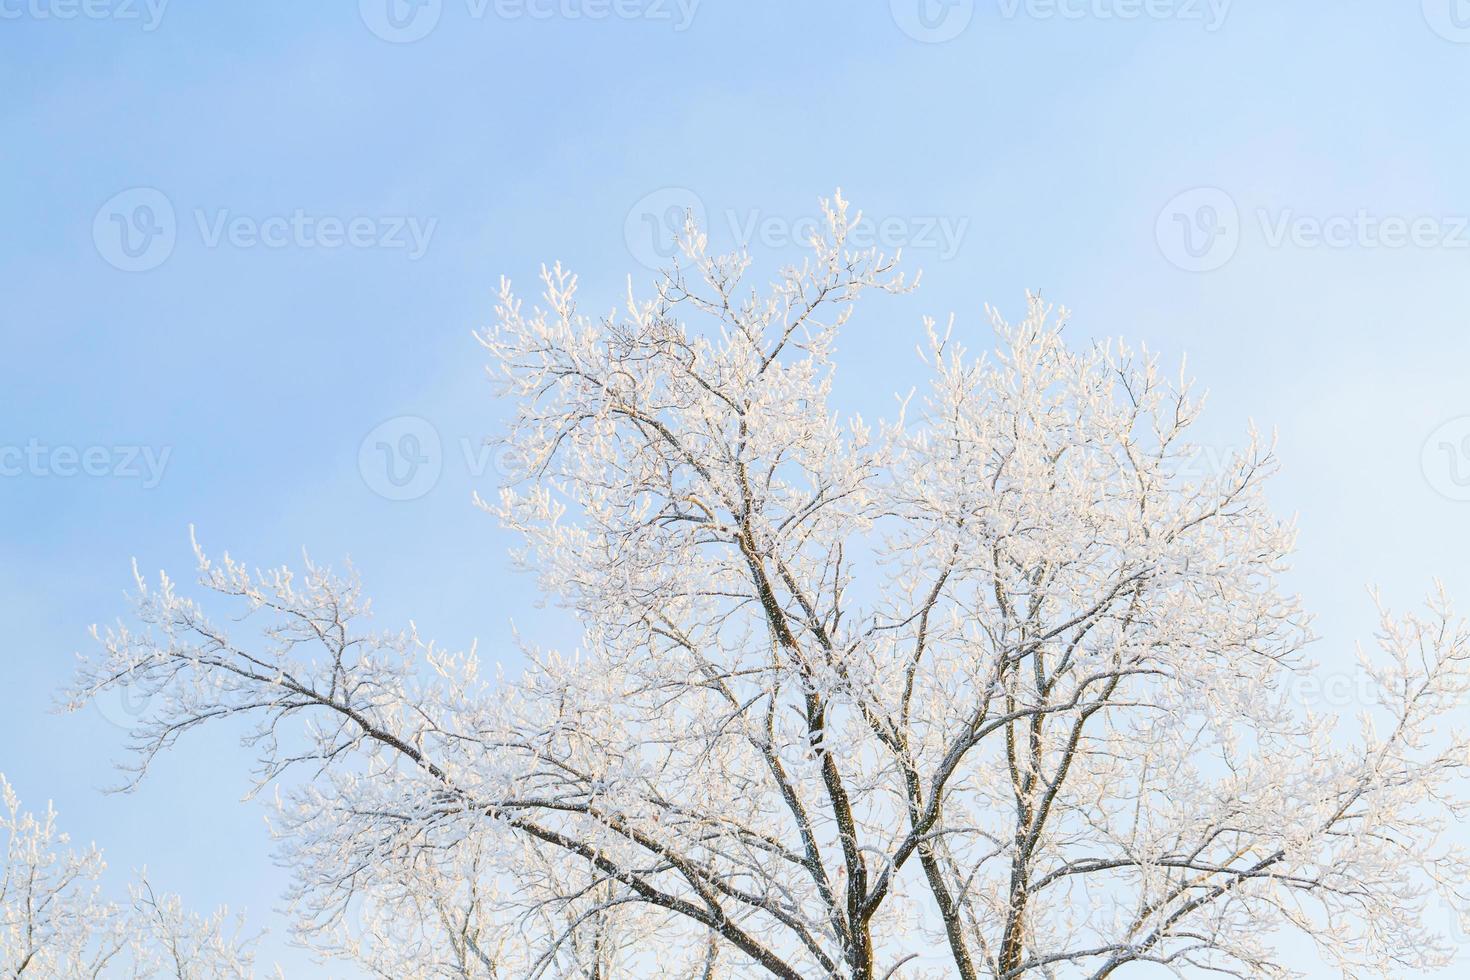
[71,196,1470,978]
[0,774,258,978]
[310,828,645,978]
[1,774,127,977]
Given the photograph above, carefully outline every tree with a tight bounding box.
[1,774,127,977]
[311,828,650,978]
[71,194,1470,978]
[0,774,258,978]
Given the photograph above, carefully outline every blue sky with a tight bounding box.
[4,1,1470,973]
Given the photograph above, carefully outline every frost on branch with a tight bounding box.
[1,775,124,977]
[0,775,258,978]
[72,194,1470,979]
